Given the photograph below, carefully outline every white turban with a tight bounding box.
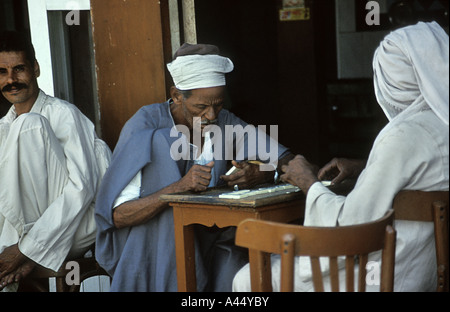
[373,21,449,126]
[167,54,234,91]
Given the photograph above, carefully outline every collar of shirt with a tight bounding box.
[29,90,47,115]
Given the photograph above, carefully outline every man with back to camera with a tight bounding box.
[233,21,449,292]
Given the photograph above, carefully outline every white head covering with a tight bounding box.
[373,22,449,126]
[167,44,234,91]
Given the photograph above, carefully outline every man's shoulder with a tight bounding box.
[136,102,170,118]
[38,93,96,133]
[375,111,447,158]
[40,93,81,116]
[120,102,171,138]
[386,110,446,140]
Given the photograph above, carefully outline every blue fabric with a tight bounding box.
[95,101,289,291]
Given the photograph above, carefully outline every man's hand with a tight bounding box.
[280,155,319,195]
[177,161,215,192]
[113,161,215,229]
[318,158,366,185]
[0,244,36,290]
[0,244,27,281]
[220,160,272,190]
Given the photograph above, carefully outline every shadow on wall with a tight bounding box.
[1,93,11,117]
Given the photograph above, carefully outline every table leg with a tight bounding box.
[174,216,197,292]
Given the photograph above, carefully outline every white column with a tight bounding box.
[27,0,54,96]
[182,0,197,44]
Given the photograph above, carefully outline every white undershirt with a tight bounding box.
[112,115,213,209]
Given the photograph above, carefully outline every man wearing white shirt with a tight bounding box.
[0,31,111,291]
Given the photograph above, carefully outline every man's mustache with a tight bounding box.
[2,82,28,93]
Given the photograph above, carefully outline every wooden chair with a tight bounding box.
[393,190,449,292]
[235,209,396,292]
[20,245,110,292]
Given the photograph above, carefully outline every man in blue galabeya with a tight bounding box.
[94,43,294,291]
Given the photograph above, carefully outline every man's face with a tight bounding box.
[0,51,40,107]
[174,86,225,130]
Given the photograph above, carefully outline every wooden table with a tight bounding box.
[160,185,306,292]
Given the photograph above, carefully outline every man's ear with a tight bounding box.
[170,86,183,105]
[34,60,40,78]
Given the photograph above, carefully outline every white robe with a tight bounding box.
[233,108,448,292]
[233,22,449,292]
[0,91,111,278]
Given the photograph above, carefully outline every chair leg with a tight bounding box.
[433,201,449,292]
[55,276,69,292]
[18,278,49,292]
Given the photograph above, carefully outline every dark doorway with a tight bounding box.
[195,0,338,164]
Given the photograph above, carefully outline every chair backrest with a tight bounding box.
[393,190,449,292]
[235,210,396,292]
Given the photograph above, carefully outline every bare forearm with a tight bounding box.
[280,155,319,195]
[112,180,187,229]
[113,162,215,228]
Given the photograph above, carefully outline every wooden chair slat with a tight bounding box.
[329,256,339,292]
[394,191,449,292]
[236,210,396,292]
[345,256,355,292]
[310,257,324,292]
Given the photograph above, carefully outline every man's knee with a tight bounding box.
[14,113,51,133]
[8,113,64,166]
[12,113,60,149]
